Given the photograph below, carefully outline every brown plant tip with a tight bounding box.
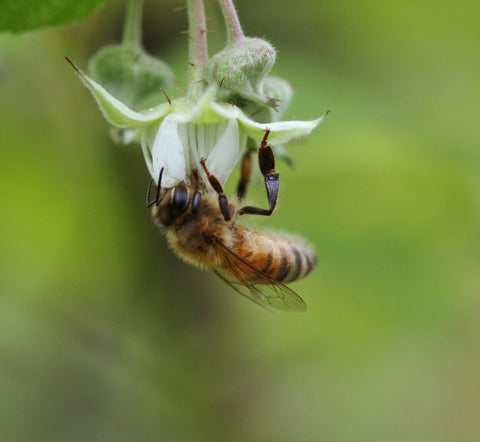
[219,71,230,88]
[265,96,280,111]
[161,89,172,105]
[64,56,79,73]
[250,108,264,117]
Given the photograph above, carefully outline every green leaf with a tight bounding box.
[0,0,108,33]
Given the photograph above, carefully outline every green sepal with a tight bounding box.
[66,57,172,128]
[88,45,174,110]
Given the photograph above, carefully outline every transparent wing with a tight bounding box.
[213,239,307,312]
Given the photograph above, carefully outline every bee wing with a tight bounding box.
[213,239,307,312]
[213,270,276,312]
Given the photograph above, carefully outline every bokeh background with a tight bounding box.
[1,0,479,440]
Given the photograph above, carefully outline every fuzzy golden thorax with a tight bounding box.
[151,183,237,268]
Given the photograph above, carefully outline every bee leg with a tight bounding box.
[236,149,253,201]
[146,167,164,208]
[239,129,279,216]
[146,178,156,207]
[200,158,231,221]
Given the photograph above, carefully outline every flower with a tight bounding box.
[67,58,326,188]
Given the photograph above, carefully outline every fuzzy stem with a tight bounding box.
[187,0,208,99]
[122,0,143,49]
[218,0,245,44]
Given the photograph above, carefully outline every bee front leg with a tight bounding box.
[146,167,165,208]
[200,158,232,221]
[239,129,279,217]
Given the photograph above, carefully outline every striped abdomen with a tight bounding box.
[227,226,317,283]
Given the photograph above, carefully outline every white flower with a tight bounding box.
[67,59,326,188]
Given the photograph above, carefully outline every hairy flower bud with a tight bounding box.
[88,45,174,110]
[206,37,276,108]
[263,76,293,118]
[233,75,294,123]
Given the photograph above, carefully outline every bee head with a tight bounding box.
[148,168,199,226]
[151,183,192,226]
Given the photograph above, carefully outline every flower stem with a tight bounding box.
[187,0,208,100]
[122,0,143,49]
[218,0,245,44]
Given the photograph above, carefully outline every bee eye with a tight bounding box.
[170,185,189,216]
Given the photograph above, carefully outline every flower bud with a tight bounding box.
[263,76,293,119]
[88,45,174,110]
[206,37,276,107]
[227,75,293,123]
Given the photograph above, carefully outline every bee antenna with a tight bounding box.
[146,167,165,208]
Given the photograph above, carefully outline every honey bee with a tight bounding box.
[147,131,316,311]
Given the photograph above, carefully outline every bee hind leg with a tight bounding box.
[200,158,232,221]
[236,149,254,201]
[239,129,279,217]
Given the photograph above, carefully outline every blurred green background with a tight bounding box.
[1,0,479,441]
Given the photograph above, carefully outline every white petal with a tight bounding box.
[141,130,154,178]
[205,119,245,184]
[151,115,188,187]
[177,124,192,172]
[183,121,229,175]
